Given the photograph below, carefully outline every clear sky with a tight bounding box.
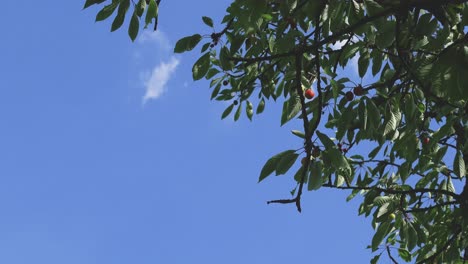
[0,1,378,263]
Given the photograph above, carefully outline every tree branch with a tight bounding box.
[416,230,461,264]
[387,246,399,264]
[321,183,460,200]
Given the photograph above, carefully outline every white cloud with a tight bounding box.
[138,30,171,51]
[142,57,180,104]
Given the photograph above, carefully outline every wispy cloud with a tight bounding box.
[138,30,171,51]
[142,57,180,104]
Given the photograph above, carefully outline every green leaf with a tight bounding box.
[407,222,418,251]
[280,95,301,126]
[256,98,265,114]
[246,101,254,121]
[135,0,146,17]
[370,254,381,264]
[84,0,106,9]
[366,98,381,129]
[372,50,383,76]
[358,100,368,130]
[259,150,296,182]
[145,0,158,28]
[358,51,370,78]
[202,16,214,27]
[291,130,305,139]
[192,52,210,80]
[331,79,339,103]
[375,20,395,48]
[398,248,412,262]
[219,46,234,71]
[128,11,139,41]
[383,110,396,137]
[454,151,466,178]
[174,34,202,53]
[95,2,118,21]
[111,0,130,32]
[316,130,335,150]
[221,104,234,119]
[293,166,305,182]
[234,102,242,121]
[276,151,299,175]
[308,161,323,190]
[371,222,391,251]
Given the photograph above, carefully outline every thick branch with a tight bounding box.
[404,201,458,213]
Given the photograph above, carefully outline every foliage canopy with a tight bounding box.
[84,0,468,262]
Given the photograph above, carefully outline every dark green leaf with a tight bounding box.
[192,52,210,80]
[219,46,234,71]
[246,101,254,121]
[358,51,370,78]
[221,104,234,119]
[280,95,301,126]
[84,0,106,9]
[256,98,265,114]
[371,222,391,251]
[308,161,323,190]
[111,0,130,32]
[128,11,139,41]
[407,222,418,251]
[145,0,158,28]
[202,16,214,27]
[174,34,202,53]
[234,102,242,121]
[95,3,118,21]
[370,254,381,264]
[316,130,335,150]
[136,0,146,17]
[259,150,296,182]
[398,248,412,262]
[276,151,299,175]
[454,151,466,178]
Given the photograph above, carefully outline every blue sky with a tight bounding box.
[0,1,378,263]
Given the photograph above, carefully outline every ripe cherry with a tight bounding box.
[305,89,315,99]
[233,100,239,105]
[422,137,430,145]
[223,80,229,86]
[312,148,321,158]
[342,148,348,153]
[353,85,364,96]
[345,91,354,101]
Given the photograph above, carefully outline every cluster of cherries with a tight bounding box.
[300,147,321,165]
[304,84,365,101]
[337,142,348,153]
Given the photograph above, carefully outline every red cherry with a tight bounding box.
[353,85,364,96]
[345,91,354,101]
[312,148,321,158]
[342,148,348,153]
[422,137,430,145]
[305,89,315,99]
